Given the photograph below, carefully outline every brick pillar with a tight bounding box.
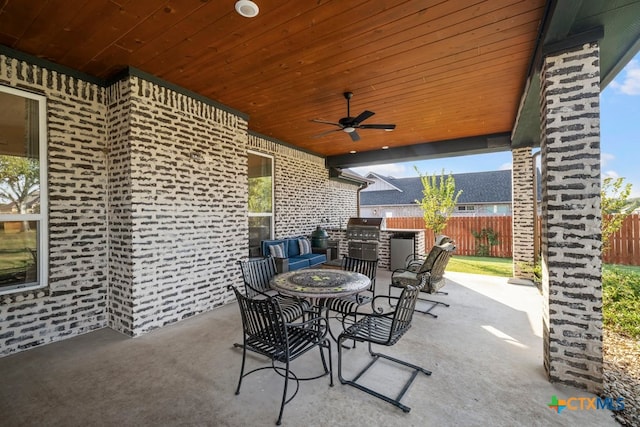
[511,147,535,281]
[540,42,603,393]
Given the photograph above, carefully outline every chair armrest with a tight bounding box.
[391,268,414,279]
[274,257,289,273]
[406,260,423,272]
[347,304,395,318]
[286,316,330,338]
[343,294,399,317]
[405,253,424,264]
[311,247,331,258]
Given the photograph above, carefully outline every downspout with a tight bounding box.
[356,181,370,218]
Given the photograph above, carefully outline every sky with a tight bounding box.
[352,52,640,198]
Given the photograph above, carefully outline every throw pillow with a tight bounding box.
[298,238,312,255]
[269,242,286,258]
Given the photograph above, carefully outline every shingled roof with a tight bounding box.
[359,170,513,206]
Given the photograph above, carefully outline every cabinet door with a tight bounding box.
[362,243,378,261]
[348,241,362,258]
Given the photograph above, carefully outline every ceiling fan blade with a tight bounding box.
[312,128,342,138]
[352,110,375,124]
[348,130,361,142]
[311,119,342,127]
[359,123,396,130]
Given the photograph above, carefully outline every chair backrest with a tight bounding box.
[238,257,278,298]
[429,243,455,278]
[387,275,427,345]
[341,256,378,291]
[230,285,287,352]
[415,241,456,273]
[415,245,443,274]
[424,242,455,293]
[435,234,454,245]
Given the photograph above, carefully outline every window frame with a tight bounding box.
[0,85,48,295]
[247,150,274,253]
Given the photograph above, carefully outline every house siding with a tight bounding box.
[1,55,361,356]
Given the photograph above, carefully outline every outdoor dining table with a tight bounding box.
[270,268,371,307]
[271,268,371,342]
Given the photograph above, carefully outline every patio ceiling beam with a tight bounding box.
[512,0,640,149]
[325,133,511,169]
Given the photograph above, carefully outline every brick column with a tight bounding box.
[511,147,535,281]
[540,42,603,393]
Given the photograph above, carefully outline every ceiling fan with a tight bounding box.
[311,92,396,142]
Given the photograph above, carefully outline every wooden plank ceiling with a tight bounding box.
[0,0,546,158]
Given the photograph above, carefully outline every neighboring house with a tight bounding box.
[0,193,40,214]
[359,170,515,218]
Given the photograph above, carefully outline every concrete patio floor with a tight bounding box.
[0,270,618,426]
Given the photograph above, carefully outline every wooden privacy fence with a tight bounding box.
[386,216,512,258]
[606,214,640,265]
[386,214,640,266]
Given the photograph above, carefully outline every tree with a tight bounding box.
[248,176,272,213]
[0,155,40,230]
[601,176,635,253]
[414,167,462,241]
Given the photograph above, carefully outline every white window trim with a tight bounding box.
[0,85,48,295]
[247,150,274,240]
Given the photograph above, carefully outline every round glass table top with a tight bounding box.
[271,268,370,299]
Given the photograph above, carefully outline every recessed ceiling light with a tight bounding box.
[235,0,259,18]
[384,128,394,132]
[382,146,389,150]
[350,150,357,154]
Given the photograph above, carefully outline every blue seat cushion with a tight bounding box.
[288,257,309,271]
[298,252,326,265]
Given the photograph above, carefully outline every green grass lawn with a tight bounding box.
[447,256,640,339]
[0,230,36,268]
[446,256,513,277]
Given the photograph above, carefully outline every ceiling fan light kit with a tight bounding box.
[311,92,396,142]
[235,0,259,18]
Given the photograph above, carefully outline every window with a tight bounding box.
[247,151,273,257]
[0,86,47,294]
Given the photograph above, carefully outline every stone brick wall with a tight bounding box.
[324,229,426,270]
[540,42,603,393]
[247,134,358,238]
[511,147,535,280]
[105,78,134,334]
[114,75,248,336]
[0,55,108,356]
[0,55,361,356]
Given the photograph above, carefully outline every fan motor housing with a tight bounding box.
[339,117,355,126]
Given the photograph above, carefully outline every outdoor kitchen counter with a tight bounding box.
[325,228,425,270]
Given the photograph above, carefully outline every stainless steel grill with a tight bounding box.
[346,217,382,261]
[345,217,382,241]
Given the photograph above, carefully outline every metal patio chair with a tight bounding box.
[230,285,333,426]
[337,276,431,413]
[390,242,456,318]
[322,256,378,330]
[238,257,310,322]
